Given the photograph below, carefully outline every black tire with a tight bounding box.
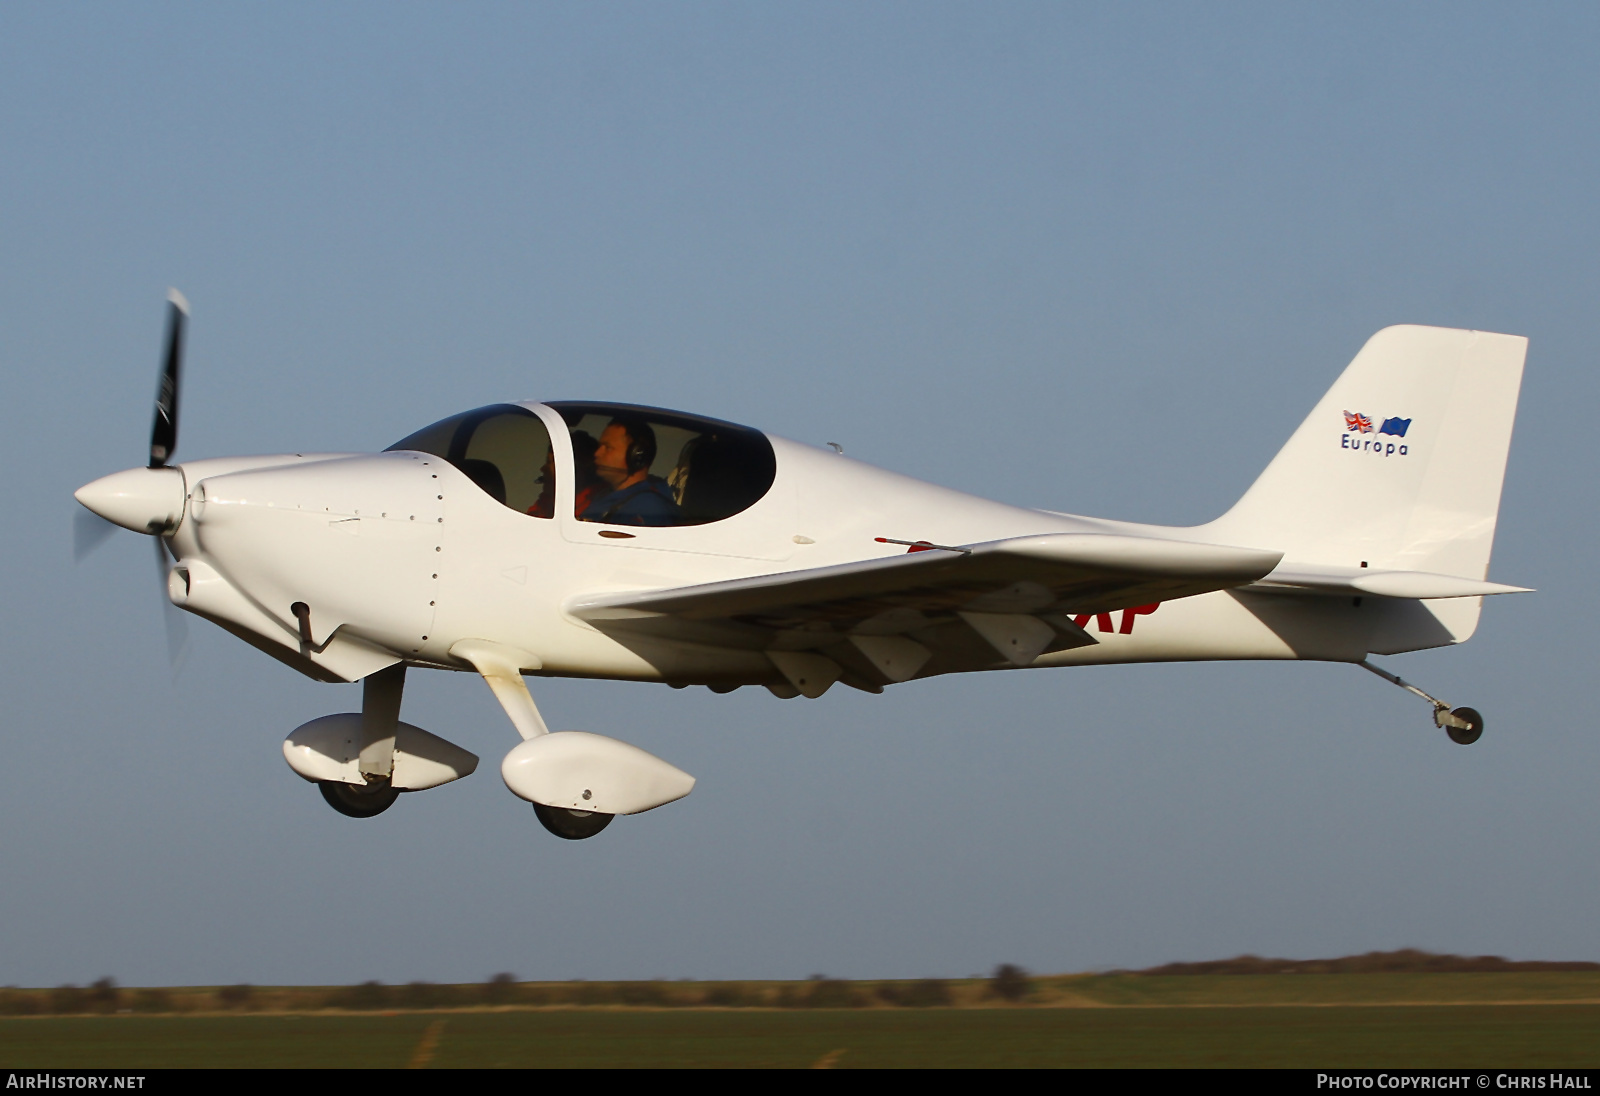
[1446,706,1484,746]
[319,780,400,818]
[533,802,613,840]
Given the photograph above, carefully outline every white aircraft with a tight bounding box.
[75,293,1531,839]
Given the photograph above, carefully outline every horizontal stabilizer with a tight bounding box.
[1251,565,1532,599]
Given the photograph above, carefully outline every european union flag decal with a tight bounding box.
[1379,416,1411,438]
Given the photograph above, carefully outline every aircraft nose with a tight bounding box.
[74,466,186,533]
[186,453,444,656]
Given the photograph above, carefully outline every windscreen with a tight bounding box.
[387,404,556,517]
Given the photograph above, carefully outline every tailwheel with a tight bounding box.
[533,802,613,840]
[319,779,399,818]
[1442,706,1484,746]
[1360,662,1486,747]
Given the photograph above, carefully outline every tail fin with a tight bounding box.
[1207,325,1527,580]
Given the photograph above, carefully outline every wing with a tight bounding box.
[570,533,1282,691]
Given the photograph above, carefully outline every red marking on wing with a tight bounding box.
[1119,603,1160,634]
[1073,603,1161,635]
[1072,612,1116,633]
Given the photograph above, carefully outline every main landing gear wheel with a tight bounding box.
[319,780,400,818]
[533,802,613,840]
[1444,706,1484,746]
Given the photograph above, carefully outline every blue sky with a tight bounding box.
[2,3,1597,985]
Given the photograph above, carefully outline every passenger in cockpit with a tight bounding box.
[570,430,605,518]
[581,417,680,526]
[528,449,557,518]
[527,431,605,519]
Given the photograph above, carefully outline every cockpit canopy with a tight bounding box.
[386,402,776,527]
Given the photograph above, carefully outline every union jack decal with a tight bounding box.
[1344,410,1373,433]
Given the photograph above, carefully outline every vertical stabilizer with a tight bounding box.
[1205,325,1526,581]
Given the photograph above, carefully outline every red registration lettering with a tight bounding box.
[1073,603,1161,635]
[1118,603,1160,634]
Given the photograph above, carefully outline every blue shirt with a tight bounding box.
[580,477,680,527]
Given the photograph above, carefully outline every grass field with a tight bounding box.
[5,971,1600,1069]
[4,1006,1600,1068]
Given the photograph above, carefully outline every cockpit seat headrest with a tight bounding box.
[459,458,507,506]
[677,435,763,521]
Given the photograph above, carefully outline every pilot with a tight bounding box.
[580,417,680,526]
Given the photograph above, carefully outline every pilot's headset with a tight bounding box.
[613,417,657,476]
